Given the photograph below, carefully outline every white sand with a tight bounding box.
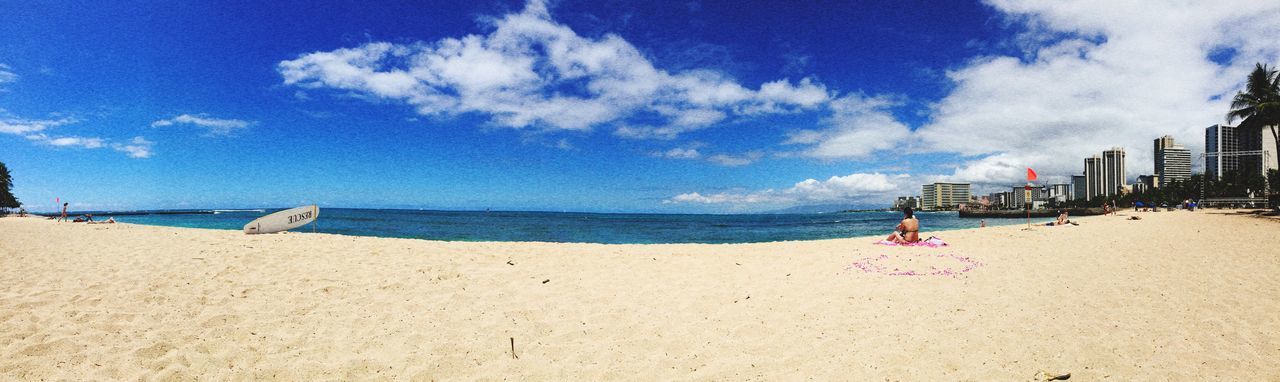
[1,210,1278,380]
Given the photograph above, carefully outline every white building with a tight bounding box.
[1154,135,1191,187]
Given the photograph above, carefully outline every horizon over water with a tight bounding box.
[77,208,1034,244]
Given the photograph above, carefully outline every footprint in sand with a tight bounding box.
[134,342,177,360]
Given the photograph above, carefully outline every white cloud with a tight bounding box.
[665,172,913,205]
[111,136,154,158]
[652,147,702,160]
[33,134,105,149]
[650,142,765,167]
[2,115,152,159]
[277,0,830,136]
[706,151,763,167]
[784,95,912,159]
[152,114,253,136]
[786,0,1280,182]
[0,64,16,85]
[0,117,74,135]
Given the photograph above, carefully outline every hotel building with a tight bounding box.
[920,183,971,211]
[1084,155,1104,200]
[1154,135,1191,187]
[1206,122,1277,180]
[1102,147,1127,197]
[1206,124,1240,180]
[1082,148,1127,200]
[1071,175,1087,201]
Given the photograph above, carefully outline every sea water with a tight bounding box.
[95,208,1033,244]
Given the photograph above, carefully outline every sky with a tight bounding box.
[2,0,1278,213]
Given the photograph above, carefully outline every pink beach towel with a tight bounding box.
[874,236,948,248]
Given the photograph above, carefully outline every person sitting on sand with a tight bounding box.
[885,207,920,243]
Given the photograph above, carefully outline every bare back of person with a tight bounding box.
[899,218,920,242]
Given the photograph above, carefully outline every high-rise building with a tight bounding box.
[1102,147,1127,197]
[1137,175,1158,191]
[1011,185,1039,207]
[1238,119,1279,178]
[987,192,1009,209]
[1207,122,1277,180]
[920,183,971,211]
[1071,175,1087,201]
[1084,155,1104,200]
[891,196,919,211]
[1154,135,1191,187]
[1206,124,1240,180]
[1082,148,1127,200]
[1049,183,1072,202]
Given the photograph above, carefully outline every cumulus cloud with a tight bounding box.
[152,114,254,136]
[787,0,1280,181]
[277,0,829,136]
[784,95,912,159]
[665,172,913,205]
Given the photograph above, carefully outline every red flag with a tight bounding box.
[1026,168,1038,182]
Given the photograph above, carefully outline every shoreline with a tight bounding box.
[2,210,1278,379]
[21,210,1046,246]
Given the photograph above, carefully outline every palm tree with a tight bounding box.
[1227,63,1280,181]
[0,161,19,210]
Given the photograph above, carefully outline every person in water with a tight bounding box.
[886,207,920,243]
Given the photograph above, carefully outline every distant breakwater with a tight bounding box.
[959,208,1104,219]
[35,210,216,217]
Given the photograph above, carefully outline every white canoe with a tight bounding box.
[243,205,318,234]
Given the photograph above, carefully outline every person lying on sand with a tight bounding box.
[885,207,920,243]
[87,217,115,224]
[1045,210,1078,226]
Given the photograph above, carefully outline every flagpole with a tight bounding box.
[1024,167,1036,229]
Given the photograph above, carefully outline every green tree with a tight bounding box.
[0,161,18,210]
[1226,63,1280,190]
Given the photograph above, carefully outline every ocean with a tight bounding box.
[88,208,1034,244]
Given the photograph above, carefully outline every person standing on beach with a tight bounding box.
[58,202,68,222]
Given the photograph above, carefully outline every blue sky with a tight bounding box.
[2,0,1278,212]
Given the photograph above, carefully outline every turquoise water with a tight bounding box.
[88,208,1030,244]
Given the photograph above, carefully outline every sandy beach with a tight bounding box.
[1,210,1278,380]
